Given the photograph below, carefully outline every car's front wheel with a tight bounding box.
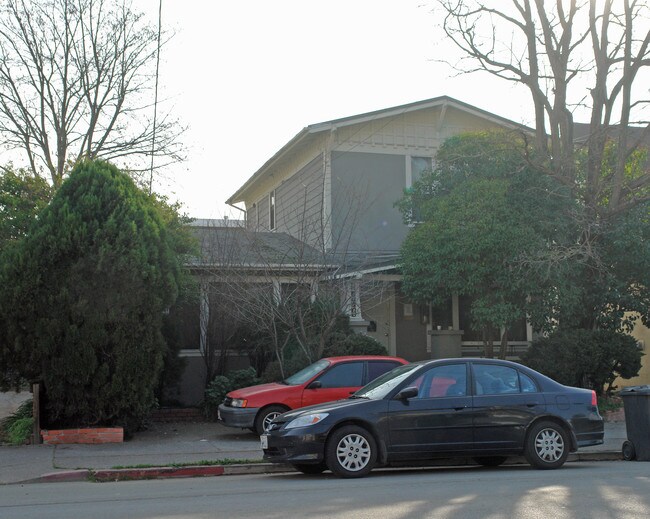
[525,421,569,469]
[325,425,377,478]
[254,405,287,436]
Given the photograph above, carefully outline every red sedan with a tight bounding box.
[218,355,408,435]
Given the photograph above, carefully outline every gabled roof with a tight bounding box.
[226,95,534,205]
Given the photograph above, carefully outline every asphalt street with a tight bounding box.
[1,461,648,519]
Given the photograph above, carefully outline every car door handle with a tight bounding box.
[453,406,467,411]
[526,403,538,408]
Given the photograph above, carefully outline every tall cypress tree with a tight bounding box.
[0,160,183,428]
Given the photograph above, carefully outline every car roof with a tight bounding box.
[323,355,408,364]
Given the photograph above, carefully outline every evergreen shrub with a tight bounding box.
[0,160,183,431]
[521,329,642,395]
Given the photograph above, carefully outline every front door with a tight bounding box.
[387,362,473,458]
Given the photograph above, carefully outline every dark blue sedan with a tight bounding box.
[261,358,604,478]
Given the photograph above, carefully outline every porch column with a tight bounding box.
[344,279,370,333]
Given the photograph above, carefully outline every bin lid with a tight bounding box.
[620,385,650,396]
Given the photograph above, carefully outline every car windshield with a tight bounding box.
[354,363,420,400]
[283,359,331,385]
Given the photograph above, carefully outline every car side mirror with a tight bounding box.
[306,380,322,390]
[394,386,418,400]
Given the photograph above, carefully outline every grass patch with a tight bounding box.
[1,399,33,445]
[110,458,264,470]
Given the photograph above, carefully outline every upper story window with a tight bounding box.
[410,156,432,186]
[407,156,433,223]
[269,190,276,230]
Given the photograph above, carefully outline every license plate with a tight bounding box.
[260,435,268,450]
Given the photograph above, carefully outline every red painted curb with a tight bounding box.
[92,465,226,482]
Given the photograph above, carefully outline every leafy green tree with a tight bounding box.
[398,132,570,356]
[0,166,52,249]
[0,160,184,429]
[400,132,650,352]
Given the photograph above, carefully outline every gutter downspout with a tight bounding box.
[227,201,247,226]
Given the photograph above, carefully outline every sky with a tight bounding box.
[141,0,543,219]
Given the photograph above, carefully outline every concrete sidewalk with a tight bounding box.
[1,421,266,485]
[0,419,630,485]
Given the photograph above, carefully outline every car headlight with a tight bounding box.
[230,398,248,408]
[285,413,329,429]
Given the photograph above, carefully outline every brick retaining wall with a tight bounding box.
[41,427,123,444]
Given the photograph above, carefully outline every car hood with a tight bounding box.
[227,382,292,399]
[279,397,370,420]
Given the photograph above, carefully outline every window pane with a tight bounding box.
[411,156,432,183]
[318,362,363,388]
[473,364,520,395]
[413,363,467,398]
[519,372,538,393]
[409,156,432,222]
[367,361,401,383]
[269,190,276,230]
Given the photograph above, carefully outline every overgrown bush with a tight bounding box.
[521,329,642,395]
[324,332,388,356]
[204,367,259,419]
[1,399,33,445]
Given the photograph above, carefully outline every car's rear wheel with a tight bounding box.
[525,421,569,469]
[325,425,377,478]
[473,456,508,467]
[292,462,327,475]
[254,405,287,436]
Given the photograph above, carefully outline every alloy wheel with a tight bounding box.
[263,411,282,431]
[335,433,371,472]
[534,427,565,462]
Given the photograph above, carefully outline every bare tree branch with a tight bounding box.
[438,0,650,219]
[0,0,185,186]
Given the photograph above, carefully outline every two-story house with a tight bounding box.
[169,95,649,406]
[224,95,535,363]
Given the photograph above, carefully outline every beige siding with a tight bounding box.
[332,105,506,156]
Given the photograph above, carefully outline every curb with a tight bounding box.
[21,451,624,484]
[23,463,293,484]
[92,465,226,482]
